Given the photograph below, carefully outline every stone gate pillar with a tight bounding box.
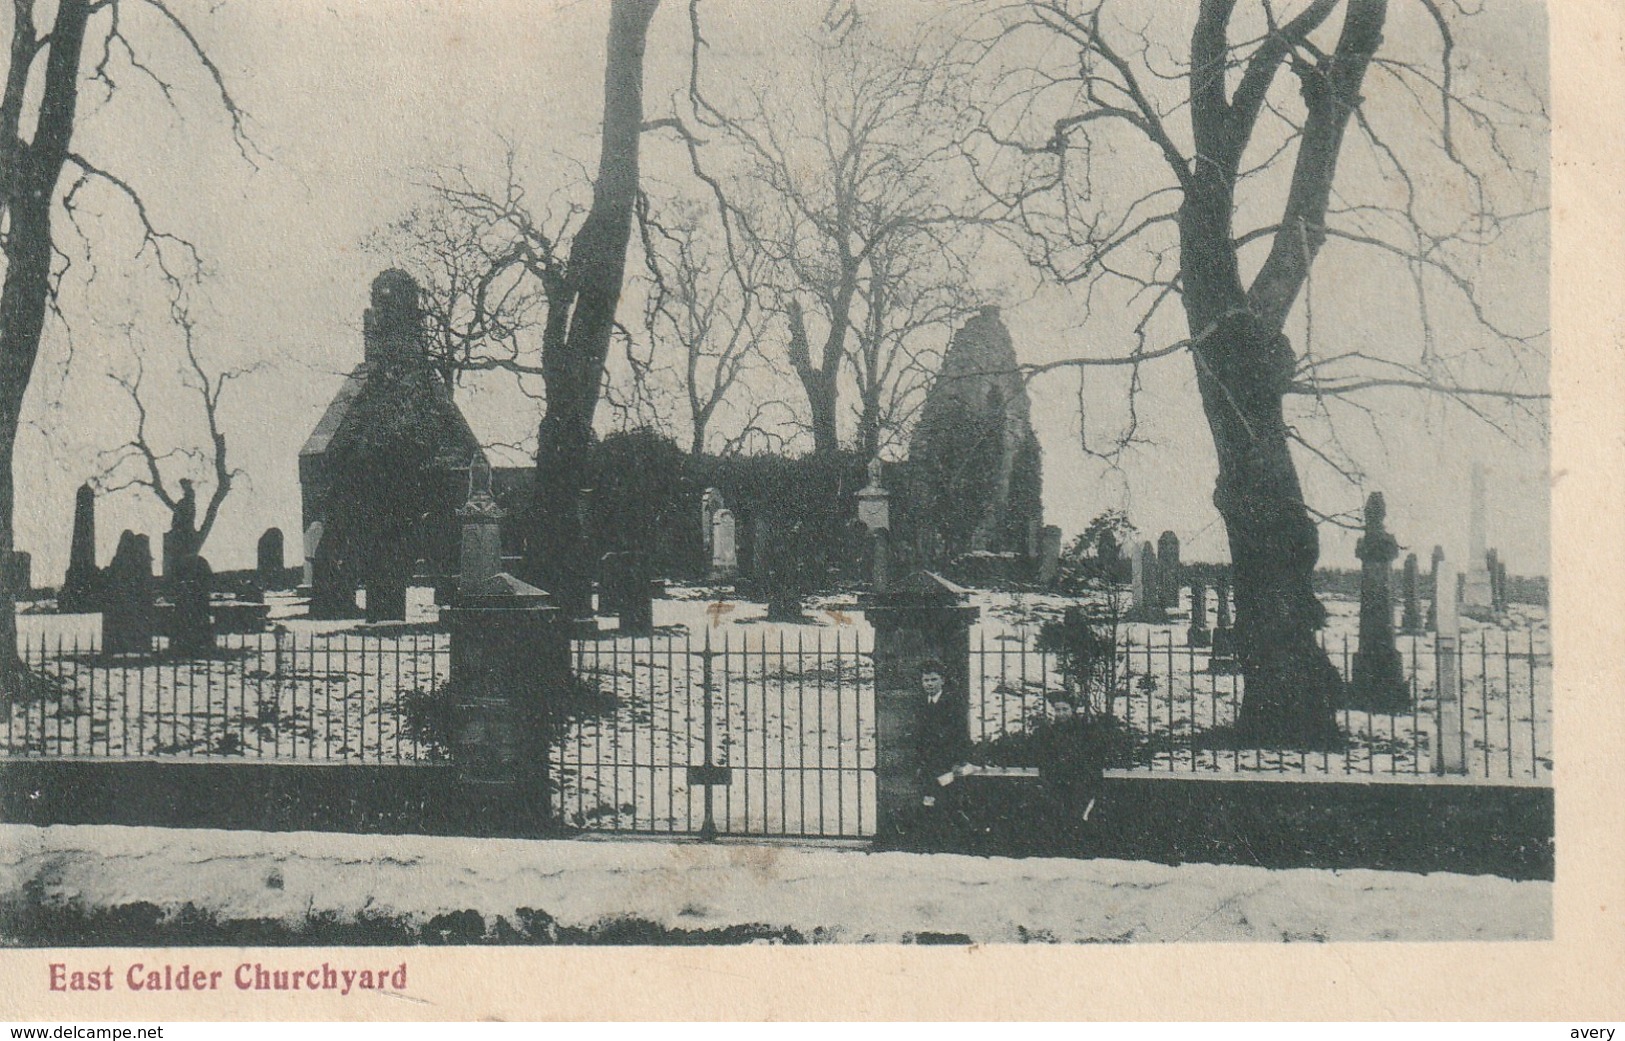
[863,571,980,841]
[443,573,567,826]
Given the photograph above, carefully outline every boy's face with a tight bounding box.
[920,671,945,699]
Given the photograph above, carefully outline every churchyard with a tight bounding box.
[0,275,1552,846]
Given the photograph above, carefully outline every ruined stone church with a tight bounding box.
[298,270,488,619]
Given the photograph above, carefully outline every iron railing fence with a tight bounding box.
[4,628,450,762]
[970,628,1551,782]
[5,622,1551,820]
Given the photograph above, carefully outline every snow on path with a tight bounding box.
[0,824,1549,944]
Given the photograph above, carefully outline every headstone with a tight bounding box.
[2,550,31,596]
[1434,556,1465,774]
[763,519,805,622]
[101,531,154,656]
[1486,549,1505,613]
[599,551,654,631]
[1350,493,1407,712]
[1127,541,1161,622]
[700,488,724,555]
[1209,573,1239,673]
[1037,525,1063,588]
[257,528,285,589]
[302,521,324,589]
[162,479,199,582]
[60,483,99,612]
[1462,463,1494,614]
[856,457,892,533]
[1187,579,1210,648]
[1096,530,1121,582]
[457,457,505,598]
[1399,552,1423,634]
[710,508,738,581]
[1494,557,1510,613]
[1426,544,1444,630]
[1156,531,1181,612]
[170,553,215,657]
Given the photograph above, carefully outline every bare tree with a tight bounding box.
[96,308,249,556]
[0,0,250,688]
[690,7,982,457]
[965,1,1547,744]
[636,193,772,455]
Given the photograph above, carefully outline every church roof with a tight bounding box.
[299,365,371,459]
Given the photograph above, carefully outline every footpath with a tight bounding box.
[0,824,1550,944]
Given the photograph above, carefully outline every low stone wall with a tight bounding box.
[0,760,1553,880]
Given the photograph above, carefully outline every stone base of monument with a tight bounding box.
[211,600,271,634]
[442,573,567,822]
[1348,649,1411,714]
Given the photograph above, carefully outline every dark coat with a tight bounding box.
[916,687,971,780]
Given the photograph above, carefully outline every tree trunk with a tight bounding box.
[1190,310,1344,747]
[0,0,93,695]
[525,0,659,612]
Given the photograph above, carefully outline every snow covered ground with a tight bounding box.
[0,824,1552,944]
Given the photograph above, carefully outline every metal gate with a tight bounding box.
[554,628,877,838]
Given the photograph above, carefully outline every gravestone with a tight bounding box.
[1187,579,1210,648]
[301,521,323,589]
[1209,573,1239,673]
[458,457,505,597]
[1097,530,1122,583]
[257,528,285,589]
[763,519,805,622]
[1399,552,1423,634]
[710,508,738,581]
[2,550,31,596]
[101,531,155,656]
[1037,525,1063,588]
[1462,463,1494,616]
[871,526,892,595]
[599,551,654,631]
[1126,541,1162,622]
[856,457,891,533]
[170,553,215,657]
[1156,531,1181,612]
[1434,555,1465,774]
[60,483,99,613]
[1494,557,1510,613]
[1487,549,1506,614]
[162,479,199,584]
[700,488,723,556]
[1350,493,1407,712]
[1426,544,1445,630]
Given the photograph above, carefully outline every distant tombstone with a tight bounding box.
[1487,549,1506,613]
[763,520,805,622]
[1399,552,1423,634]
[1494,558,1510,612]
[1037,525,1063,588]
[60,483,99,612]
[101,531,155,656]
[1127,541,1161,622]
[458,457,505,598]
[597,551,653,630]
[1209,574,1238,673]
[1156,531,1181,612]
[701,488,724,555]
[302,521,324,589]
[1350,493,1407,711]
[1187,578,1210,648]
[2,550,31,596]
[170,554,215,657]
[1426,544,1444,631]
[257,528,285,589]
[710,508,738,580]
[856,457,891,533]
[162,479,199,582]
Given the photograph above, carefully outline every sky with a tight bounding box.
[7,0,1551,582]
